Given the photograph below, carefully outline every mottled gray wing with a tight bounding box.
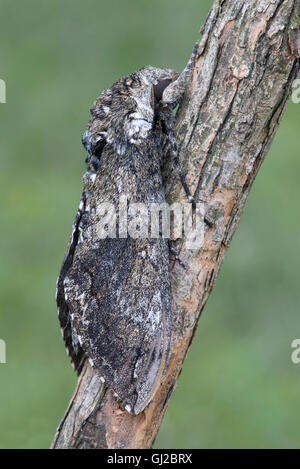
[63,234,171,414]
[56,194,86,373]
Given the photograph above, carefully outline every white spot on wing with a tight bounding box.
[90,172,96,184]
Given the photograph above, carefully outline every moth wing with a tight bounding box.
[63,236,171,414]
[56,195,86,373]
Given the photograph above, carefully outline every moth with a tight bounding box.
[56,45,198,414]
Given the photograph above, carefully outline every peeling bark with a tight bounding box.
[51,0,300,449]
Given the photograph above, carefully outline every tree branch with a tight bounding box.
[51,0,300,449]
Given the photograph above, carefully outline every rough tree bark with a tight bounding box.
[51,0,300,449]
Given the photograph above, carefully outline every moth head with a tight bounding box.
[120,66,178,148]
[129,66,179,116]
[134,66,179,109]
[82,67,178,156]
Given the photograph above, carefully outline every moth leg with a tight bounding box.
[160,44,199,207]
[168,240,187,269]
[85,153,100,172]
[161,42,199,109]
[172,155,196,210]
[162,116,196,208]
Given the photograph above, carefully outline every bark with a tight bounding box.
[51,0,300,449]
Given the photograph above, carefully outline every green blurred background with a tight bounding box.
[0,0,299,449]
